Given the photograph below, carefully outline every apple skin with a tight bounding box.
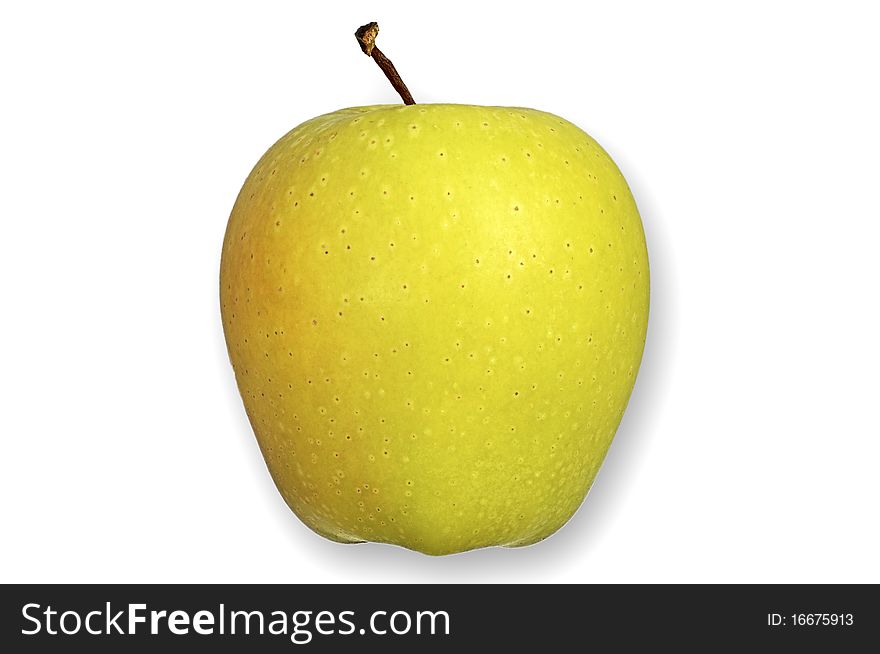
[220,104,649,555]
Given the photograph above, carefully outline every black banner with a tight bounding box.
[2,584,876,650]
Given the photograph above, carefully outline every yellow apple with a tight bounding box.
[220,103,649,555]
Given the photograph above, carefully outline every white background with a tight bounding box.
[2,1,878,583]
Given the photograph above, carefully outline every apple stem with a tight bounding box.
[355,22,416,105]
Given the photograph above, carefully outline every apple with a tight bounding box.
[220,25,649,555]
